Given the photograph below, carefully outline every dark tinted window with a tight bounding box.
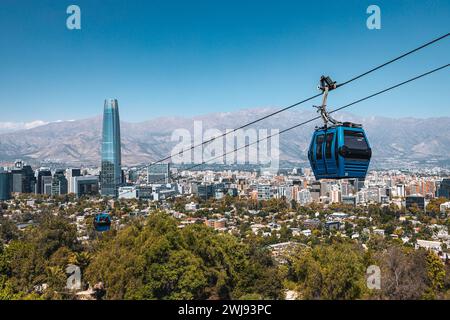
[325,133,334,159]
[316,135,324,160]
[344,130,369,150]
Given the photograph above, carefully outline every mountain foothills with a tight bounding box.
[0,109,449,167]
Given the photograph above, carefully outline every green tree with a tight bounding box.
[27,213,79,258]
[423,251,446,299]
[0,218,19,243]
[85,213,283,300]
[291,243,367,300]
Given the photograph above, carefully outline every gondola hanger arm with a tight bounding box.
[314,75,342,128]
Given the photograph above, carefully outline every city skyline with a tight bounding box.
[1,1,450,305]
[1,105,449,169]
[0,0,449,123]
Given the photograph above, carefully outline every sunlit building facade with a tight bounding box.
[100,99,122,197]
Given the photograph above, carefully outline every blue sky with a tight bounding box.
[0,0,449,123]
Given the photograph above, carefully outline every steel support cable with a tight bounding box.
[146,33,449,169]
[155,63,448,184]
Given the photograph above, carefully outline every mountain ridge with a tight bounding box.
[1,108,449,168]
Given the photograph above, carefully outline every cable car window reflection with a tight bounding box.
[325,133,334,158]
[344,130,369,150]
[316,135,324,160]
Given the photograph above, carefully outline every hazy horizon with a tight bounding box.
[2,106,450,134]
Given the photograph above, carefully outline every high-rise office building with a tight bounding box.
[147,163,170,184]
[406,195,426,211]
[257,184,272,201]
[438,179,450,199]
[197,184,214,200]
[100,99,122,197]
[0,168,12,201]
[67,168,81,177]
[36,168,52,194]
[127,169,139,183]
[11,171,23,193]
[310,181,321,201]
[11,160,35,194]
[66,168,81,194]
[72,175,99,198]
[42,176,53,195]
[51,169,68,196]
[297,189,312,205]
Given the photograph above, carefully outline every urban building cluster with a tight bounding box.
[0,161,99,200]
[1,98,449,265]
[1,160,450,212]
[168,167,450,213]
[2,165,450,261]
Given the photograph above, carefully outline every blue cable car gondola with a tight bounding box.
[308,76,372,180]
[94,212,111,232]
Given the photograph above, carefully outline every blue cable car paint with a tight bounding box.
[308,123,372,180]
[94,213,111,232]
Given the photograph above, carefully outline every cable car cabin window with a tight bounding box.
[344,131,368,150]
[325,133,334,159]
[316,135,325,160]
[341,130,372,160]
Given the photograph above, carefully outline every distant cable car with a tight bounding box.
[308,76,372,180]
[94,213,111,232]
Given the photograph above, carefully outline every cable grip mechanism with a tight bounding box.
[314,75,342,128]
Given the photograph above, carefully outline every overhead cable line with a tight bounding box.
[155,63,448,184]
[146,33,449,169]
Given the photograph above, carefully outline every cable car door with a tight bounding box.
[314,134,326,175]
[324,131,337,176]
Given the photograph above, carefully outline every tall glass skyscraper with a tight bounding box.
[100,99,122,197]
[0,168,11,201]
